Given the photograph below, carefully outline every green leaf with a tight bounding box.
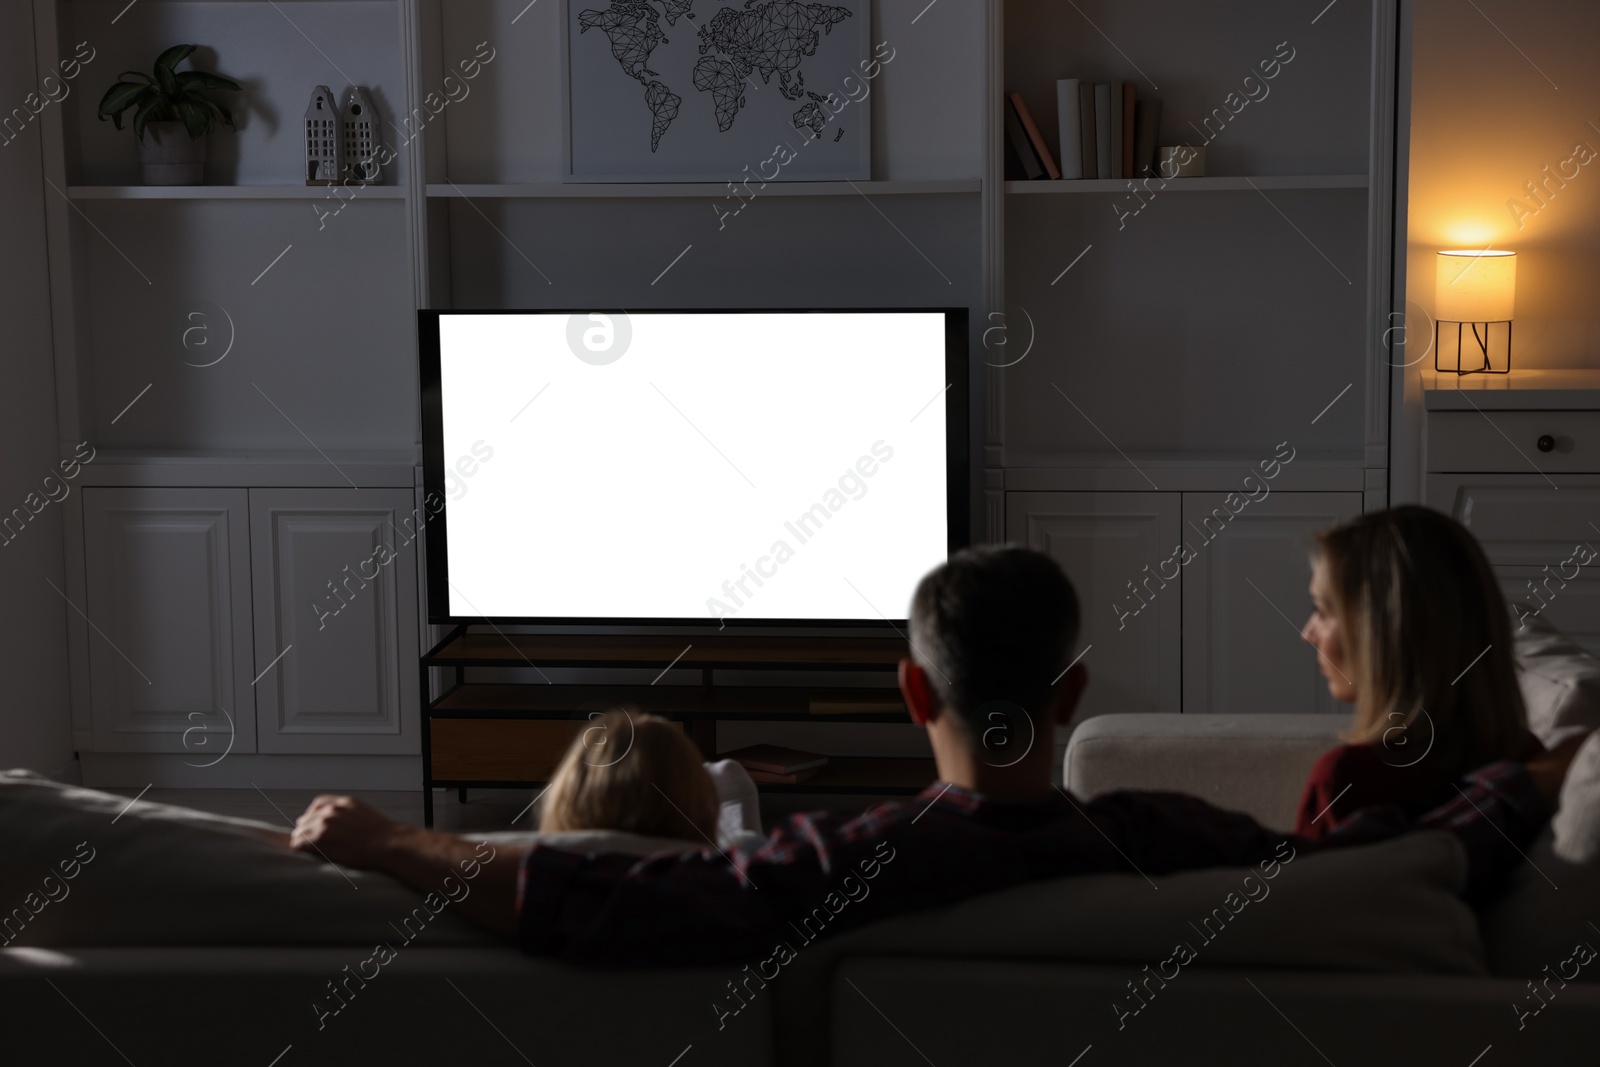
[154,44,197,75]
[176,98,210,139]
[117,71,153,85]
[97,81,152,123]
[154,61,179,98]
[203,99,236,130]
[132,95,164,141]
[176,71,241,93]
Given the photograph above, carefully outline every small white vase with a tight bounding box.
[137,121,206,185]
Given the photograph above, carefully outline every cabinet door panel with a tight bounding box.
[83,488,254,753]
[1181,492,1363,716]
[1435,478,1600,568]
[250,489,419,754]
[1006,492,1180,720]
[1500,572,1600,658]
[1430,477,1600,653]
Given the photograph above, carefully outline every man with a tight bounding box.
[293,546,1574,965]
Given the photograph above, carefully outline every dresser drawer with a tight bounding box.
[1428,410,1600,472]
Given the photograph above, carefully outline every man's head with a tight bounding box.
[901,545,1087,797]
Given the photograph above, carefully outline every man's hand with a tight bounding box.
[288,794,522,940]
[1526,730,1595,806]
[291,794,413,871]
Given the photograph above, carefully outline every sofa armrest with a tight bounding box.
[1063,713,1345,831]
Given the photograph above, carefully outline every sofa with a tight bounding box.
[5,609,1600,1066]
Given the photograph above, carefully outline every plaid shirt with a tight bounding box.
[515,761,1547,966]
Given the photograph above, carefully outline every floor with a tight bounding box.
[97,784,881,834]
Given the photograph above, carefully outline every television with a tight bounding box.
[419,309,968,626]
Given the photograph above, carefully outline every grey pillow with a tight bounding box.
[1511,600,1600,746]
[0,772,697,948]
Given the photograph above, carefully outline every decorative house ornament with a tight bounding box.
[304,85,341,184]
[342,88,381,183]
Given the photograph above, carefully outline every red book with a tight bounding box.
[723,744,829,776]
[1009,92,1061,180]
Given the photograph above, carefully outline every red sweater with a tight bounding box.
[1294,733,1544,839]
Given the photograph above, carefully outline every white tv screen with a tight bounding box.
[421,310,966,624]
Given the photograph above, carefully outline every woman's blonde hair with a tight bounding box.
[1313,505,1529,775]
[538,709,718,841]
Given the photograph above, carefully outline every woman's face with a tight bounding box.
[1302,560,1358,703]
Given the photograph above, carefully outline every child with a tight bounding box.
[539,709,723,842]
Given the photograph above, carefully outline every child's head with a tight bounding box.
[538,710,719,841]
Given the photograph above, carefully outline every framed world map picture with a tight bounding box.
[564,0,874,182]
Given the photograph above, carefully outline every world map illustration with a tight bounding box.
[577,0,854,152]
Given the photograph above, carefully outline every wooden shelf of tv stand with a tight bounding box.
[433,682,909,722]
[427,755,937,798]
[420,629,923,824]
[425,630,908,671]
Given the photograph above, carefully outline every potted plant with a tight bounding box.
[97,45,241,185]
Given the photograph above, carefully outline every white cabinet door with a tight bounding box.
[1181,492,1363,716]
[1006,493,1181,719]
[250,489,420,754]
[82,489,255,753]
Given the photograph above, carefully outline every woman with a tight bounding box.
[1294,505,1543,837]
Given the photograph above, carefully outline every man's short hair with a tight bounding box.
[908,545,1080,737]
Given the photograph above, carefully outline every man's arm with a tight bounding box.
[290,795,520,939]
[1080,756,1557,895]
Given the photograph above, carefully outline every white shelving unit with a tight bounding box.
[30,0,1403,787]
[425,180,983,199]
[992,0,1400,722]
[67,185,409,199]
[1004,174,1368,194]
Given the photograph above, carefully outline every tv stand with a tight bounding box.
[418,628,932,826]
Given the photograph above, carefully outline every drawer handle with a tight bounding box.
[1537,435,1556,453]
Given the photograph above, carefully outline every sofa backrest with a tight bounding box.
[1063,713,1344,829]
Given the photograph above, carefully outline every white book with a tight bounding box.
[1108,80,1125,179]
[1056,78,1083,179]
[1094,84,1112,179]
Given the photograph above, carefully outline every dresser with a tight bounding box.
[1424,370,1600,654]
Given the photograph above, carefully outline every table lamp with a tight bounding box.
[1435,249,1516,374]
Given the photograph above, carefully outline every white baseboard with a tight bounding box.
[79,753,423,791]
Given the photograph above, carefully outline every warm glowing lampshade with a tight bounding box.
[1436,250,1517,322]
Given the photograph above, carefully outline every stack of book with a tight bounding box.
[1004,81,1162,182]
[723,744,830,785]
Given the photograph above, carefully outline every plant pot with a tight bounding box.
[137,121,206,185]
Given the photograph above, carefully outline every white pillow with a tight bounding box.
[1511,600,1600,746]
[1551,730,1600,865]
[705,758,763,843]
[0,772,698,948]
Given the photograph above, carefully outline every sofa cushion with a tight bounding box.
[1064,714,1345,831]
[1479,824,1600,981]
[818,829,1482,973]
[1481,730,1600,980]
[1511,600,1600,746]
[772,831,1484,1067]
[0,772,701,947]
